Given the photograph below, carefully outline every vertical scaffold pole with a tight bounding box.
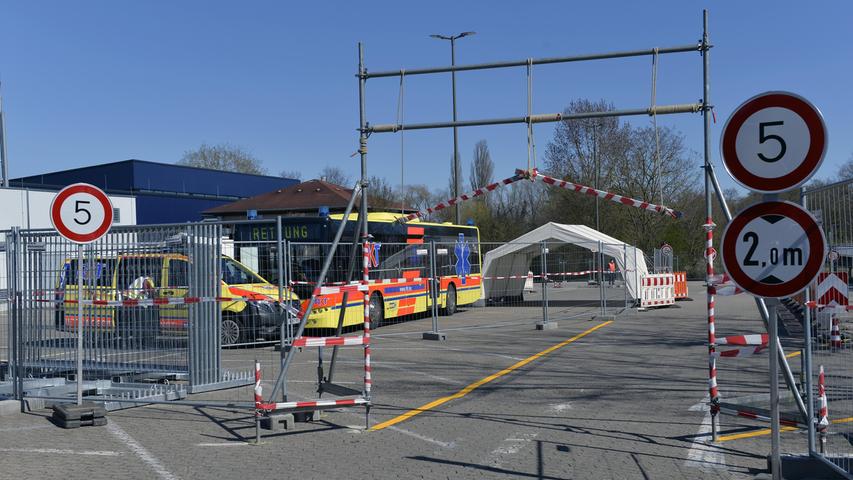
[801,188,816,454]
[358,42,372,429]
[701,9,719,441]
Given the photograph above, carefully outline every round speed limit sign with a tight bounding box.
[50,183,114,244]
[722,201,825,298]
[721,91,827,193]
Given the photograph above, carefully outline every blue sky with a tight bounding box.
[1,1,851,193]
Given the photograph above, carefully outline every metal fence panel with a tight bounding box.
[804,178,853,473]
[0,223,252,407]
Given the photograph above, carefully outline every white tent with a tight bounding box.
[481,222,649,300]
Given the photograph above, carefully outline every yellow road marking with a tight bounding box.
[718,416,853,442]
[370,320,613,431]
[785,351,801,359]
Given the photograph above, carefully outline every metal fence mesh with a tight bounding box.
[804,178,853,472]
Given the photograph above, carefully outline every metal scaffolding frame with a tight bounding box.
[356,9,807,442]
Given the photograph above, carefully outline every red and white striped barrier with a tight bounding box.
[818,365,829,430]
[257,397,369,412]
[640,274,675,308]
[526,169,683,219]
[292,335,366,348]
[399,172,528,222]
[717,405,804,428]
[716,333,768,346]
[712,345,767,358]
[830,317,842,348]
[708,273,744,296]
[673,271,688,299]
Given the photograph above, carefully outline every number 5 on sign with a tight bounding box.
[721,91,827,194]
[50,183,114,244]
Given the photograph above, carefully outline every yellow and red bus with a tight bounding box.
[239,212,481,329]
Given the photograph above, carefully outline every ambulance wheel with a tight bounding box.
[442,284,457,316]
[369,292,384,329]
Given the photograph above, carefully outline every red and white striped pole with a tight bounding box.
[254,359,262,443]
[362,236,372,408]
[705,218,719,440]
[527,169,684,219]
[398,172,527,222]
[818,365,829,453]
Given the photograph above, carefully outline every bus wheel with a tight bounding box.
[442,284,457,316]
[369,292,384,329]
[221,314,244,347]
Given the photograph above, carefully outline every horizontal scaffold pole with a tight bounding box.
[363,43,703,79]
[369,103,703,134]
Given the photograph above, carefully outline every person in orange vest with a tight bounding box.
[608,259,616,286]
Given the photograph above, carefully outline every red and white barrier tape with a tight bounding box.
[716,333,768,346]
[38,296,301,311]
[398,172,527,222]
[292,335,366,348]
[526,169,683,219]
[818,365,829,430]
[805,301,852,311]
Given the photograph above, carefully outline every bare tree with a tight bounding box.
[178,143,266,174]
[367,175,399,210]
[318,166,352,187]
[839,153,853,180]
[469,140,495,191]
[280,169,302,181]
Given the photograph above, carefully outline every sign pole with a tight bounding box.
[768,297,781,479]
[76,243,84,406]
[49,183,114,407]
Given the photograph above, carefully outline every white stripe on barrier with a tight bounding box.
[640,273,675,308]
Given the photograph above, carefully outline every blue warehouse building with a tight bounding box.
[11,159,298,224]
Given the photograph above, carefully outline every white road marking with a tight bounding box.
[488,432,538,466]
[107,422,179,480]
[372,362,462,385]
[0,447,120,456]
[0,425,53,432]
[548,402,573,412]
[195,442,248,447]
[684,398,726,471]
[386,425,457,448]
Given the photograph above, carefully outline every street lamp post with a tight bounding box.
[431,31,475,225]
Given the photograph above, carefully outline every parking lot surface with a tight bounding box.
[1,281,804,479]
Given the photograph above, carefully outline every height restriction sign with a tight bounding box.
[721,201,825,298]
[721,91,827,193]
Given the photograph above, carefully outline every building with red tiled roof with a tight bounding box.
[203,178,416,220]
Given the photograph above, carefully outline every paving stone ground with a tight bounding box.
[0,281,822,479]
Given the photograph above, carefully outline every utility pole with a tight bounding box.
[430,31,476,225]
